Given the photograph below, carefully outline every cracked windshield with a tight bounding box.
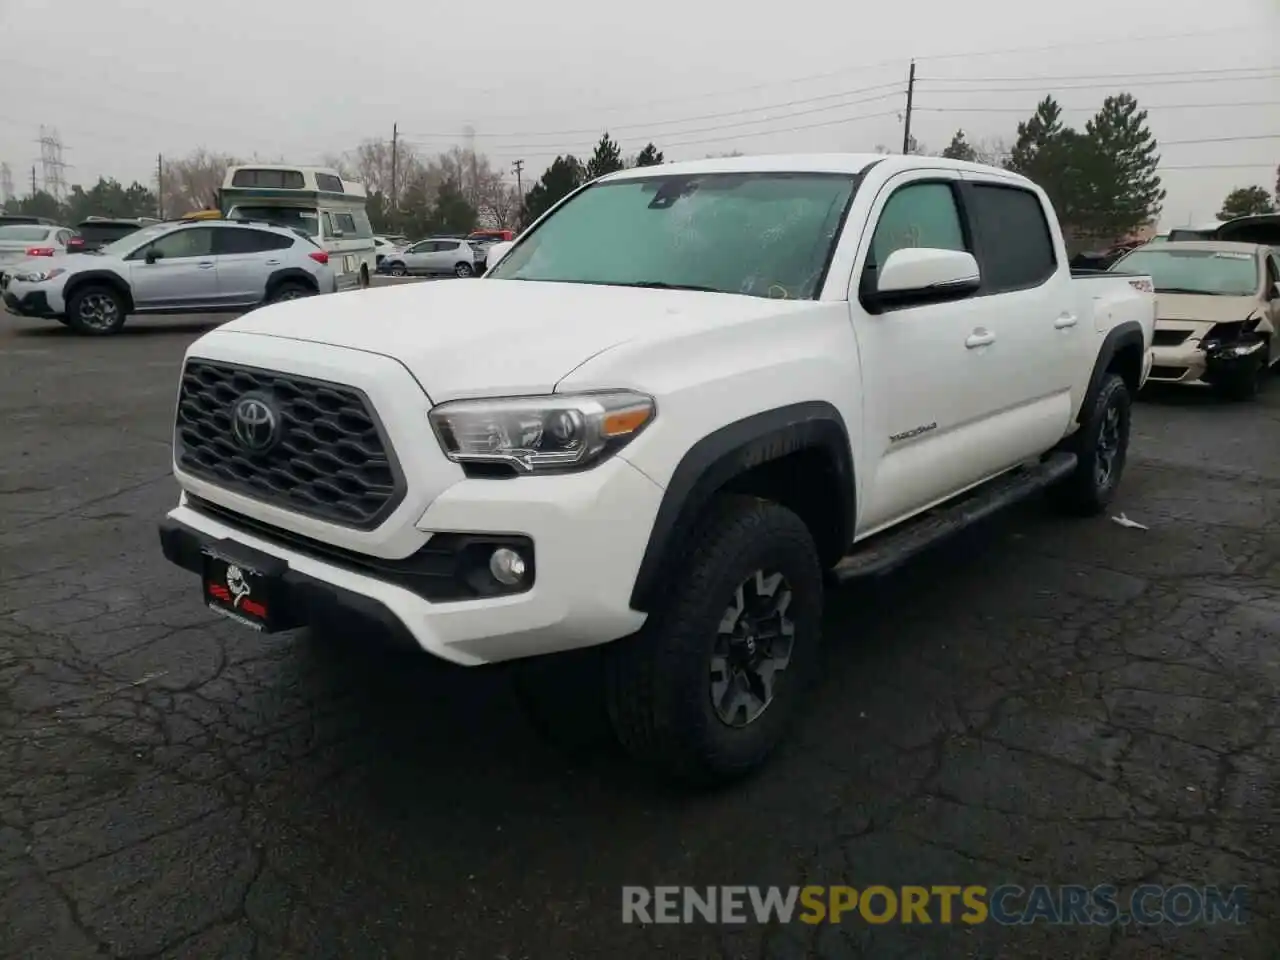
[0,0,1277,957]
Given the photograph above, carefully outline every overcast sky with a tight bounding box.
[0,0,1275,227]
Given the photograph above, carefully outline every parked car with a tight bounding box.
[372,235,407,267]
[157,153,1154,784]
[0,215,60,227]
[2,219,335,335]
[0,223,75,281]
[1109,240,1279,399]
[66,217,150,254]
[379,236,477,277]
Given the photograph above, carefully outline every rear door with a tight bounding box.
[213,227,292,305]
[403,241,435,273]
[126,227,218,310]
[959,176,1077,460]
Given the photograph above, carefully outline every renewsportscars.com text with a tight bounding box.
[621,884,1248,926]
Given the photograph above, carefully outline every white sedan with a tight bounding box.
[0,223,75,278]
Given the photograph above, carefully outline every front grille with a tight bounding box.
[176,360,405,529]
[1152,328,1191,347]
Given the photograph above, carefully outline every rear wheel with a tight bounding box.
[389,262,407,277]
[358,266,370,289]
[268,282,313,304]
[65,284,127,336]
[454,262,474,278]
[1049,372,1131,516]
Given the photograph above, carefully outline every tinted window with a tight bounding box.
[868,181,967,273]
[228,206,319,237]
[967,184,1056,291]
[75,222,142,245]
[215,228,292,255]
[334,213,357,235]
[315,173,344,193]
[230,168,305,189]
[145,228,214,259]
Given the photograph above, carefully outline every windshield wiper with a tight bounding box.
[621,281,722,293]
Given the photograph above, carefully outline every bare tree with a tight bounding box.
[162,148,241,214]
[971,136,1011,167]
[341,138,424,200]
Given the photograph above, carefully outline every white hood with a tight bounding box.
[218,278,819,402]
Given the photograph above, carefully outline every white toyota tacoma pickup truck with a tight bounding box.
[159,154,1155,783]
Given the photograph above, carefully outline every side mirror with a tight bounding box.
[485,240,514,269]
[869,247,981,306]
[144,248,162,265]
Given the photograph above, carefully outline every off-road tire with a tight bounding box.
[511,647,616,755]
[65,284,127,336]
[1049,372,1131,516]
[605,495,824,785]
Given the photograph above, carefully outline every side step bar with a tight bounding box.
[830,451,1078,582]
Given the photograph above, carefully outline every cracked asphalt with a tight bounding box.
[1,311,1278,959]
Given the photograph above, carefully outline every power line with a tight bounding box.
[919,101,1280,114]
[1160,162,1280,171]
[913,23,1264,62]
[917,71,1280,94]
[400,82,905,141]
[917,64,1280,83]
[1161,133,1280,146]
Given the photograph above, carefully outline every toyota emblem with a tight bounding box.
[231,394,281,454]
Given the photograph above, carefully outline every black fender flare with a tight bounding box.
[63,270,133,312]
[1080,320,1145,420]
[629,401,855,612]
[265,268,318,297]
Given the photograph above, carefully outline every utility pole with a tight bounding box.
[31,165,37,196]
[901,60,917,155]
[156,153,164,218]
[389,123,399,210]
[512,159,524,196]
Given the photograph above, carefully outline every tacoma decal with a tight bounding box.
[889,422,938,443]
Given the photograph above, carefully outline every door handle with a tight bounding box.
[265,259,281,266]
[198,261,215,269]
[965,329,996,349]
[1054,314,1078,329]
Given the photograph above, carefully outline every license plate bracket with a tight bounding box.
[200,542,293,632]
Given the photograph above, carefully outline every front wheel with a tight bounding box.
[1049,372,1131,516]
[606,495,824,785]
[65,284,127,336]
[454,262,474,278]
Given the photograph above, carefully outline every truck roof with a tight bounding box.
[598,153,1030,183]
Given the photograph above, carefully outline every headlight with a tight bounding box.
[15,267,65,283]
[428,390,655,473]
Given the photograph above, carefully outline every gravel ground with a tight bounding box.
[1,308,1278,959]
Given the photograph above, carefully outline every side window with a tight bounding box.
[57,230,72,245]
[146,228,214,260]
[967,183,1057,292]
[352,211,374,239]
[868,181,967,271]
[215,228,292,255]
[321,213,336,238]
[334,213,358,235]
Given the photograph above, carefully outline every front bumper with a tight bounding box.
[160,451,661,666]
[1148,338,1265,385]
[3,284,62,319]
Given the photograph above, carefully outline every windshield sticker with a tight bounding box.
[1212,252,1252,260]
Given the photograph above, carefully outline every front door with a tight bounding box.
[848,173,1013,535]
[127,226,218,310]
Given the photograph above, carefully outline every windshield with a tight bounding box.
[99,225,169,257]
[0,225,52,243]
[228,205,319,237]
[487,172,859,299]
[1113,247,1259,296]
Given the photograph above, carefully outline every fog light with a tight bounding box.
[489,547,527,585]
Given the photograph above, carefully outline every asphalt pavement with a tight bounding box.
[1,303,1278,959]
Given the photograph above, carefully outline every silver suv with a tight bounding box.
[380,237,477,278]
[1,219,337,336]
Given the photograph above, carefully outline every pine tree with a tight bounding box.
[1007,96,1067,178]
[430,178,478,235]
[1084,93,1165,239]
[634,143,664,167]
[941,130,977,162]
[520,155,584,228]
[586,133,624,180]
[1217,185,1276,220]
